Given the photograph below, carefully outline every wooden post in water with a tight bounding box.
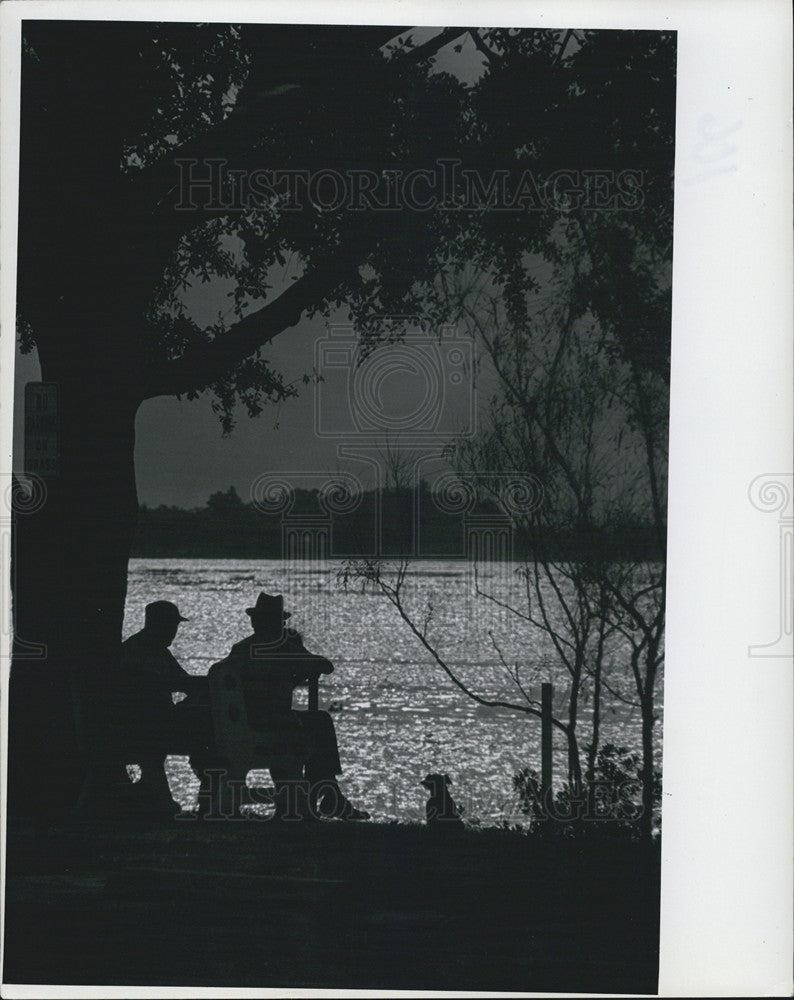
[541,683,552,809]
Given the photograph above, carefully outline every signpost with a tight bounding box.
[541,682,553,811]
[24,382,59,478]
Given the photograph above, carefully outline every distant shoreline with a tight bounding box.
[132,496,663,563]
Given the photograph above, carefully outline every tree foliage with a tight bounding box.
[18,24,675,418]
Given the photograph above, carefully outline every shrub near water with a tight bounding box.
[513,743,663,840]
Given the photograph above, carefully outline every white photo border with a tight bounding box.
[1,2,792,997]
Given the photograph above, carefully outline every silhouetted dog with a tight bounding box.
[421,773,463,826]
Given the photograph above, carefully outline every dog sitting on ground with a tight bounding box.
[421,773,464,826]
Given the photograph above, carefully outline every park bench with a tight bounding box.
[204,662,320,815]
[72,665,321,816]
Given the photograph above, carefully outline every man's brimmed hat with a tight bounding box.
[145,600,188,625]
[246,592,291,620]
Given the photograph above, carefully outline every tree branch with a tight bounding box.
[356,560,570,734]
[468,29,502,66]
[132,25,409,196]
[119,26,412,296]
[141,254,358,400]
[397,27,470,65]
[554,29,575,67]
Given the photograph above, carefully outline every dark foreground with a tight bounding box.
[3,816,660,993]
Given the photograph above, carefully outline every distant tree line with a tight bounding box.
[132,484,662,561]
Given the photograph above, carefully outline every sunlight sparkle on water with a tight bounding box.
[126,559,662,824]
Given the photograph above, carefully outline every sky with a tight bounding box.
[14,311,489,508]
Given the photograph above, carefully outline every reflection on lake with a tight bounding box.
[125,559,663,825]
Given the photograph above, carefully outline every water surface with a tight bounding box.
[125,558,663,824]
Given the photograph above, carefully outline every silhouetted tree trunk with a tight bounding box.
[10,356,140,818]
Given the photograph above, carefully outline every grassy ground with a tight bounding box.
[3,814,660,993]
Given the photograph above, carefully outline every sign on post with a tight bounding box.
[24,382,59,478]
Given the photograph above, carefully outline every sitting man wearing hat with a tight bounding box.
[121,600,209,809]
[211,592,369,821]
